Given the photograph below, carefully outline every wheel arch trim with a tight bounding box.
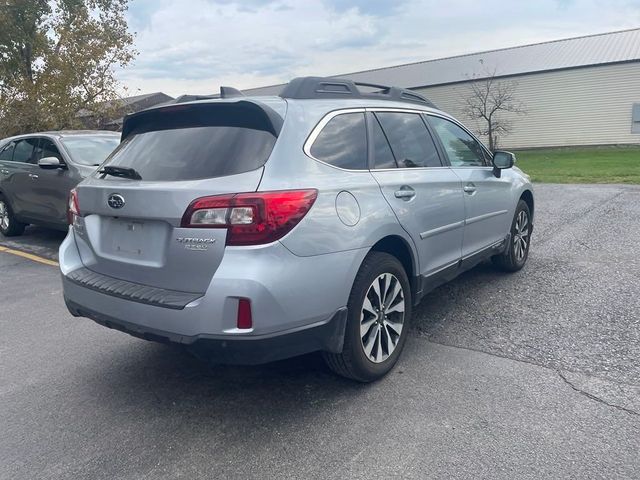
[519,188,535,223]
[368,233,421,302]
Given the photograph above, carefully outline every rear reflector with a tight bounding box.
[67,188,80,225]
[237,298,253,329]
[181,189,318,246]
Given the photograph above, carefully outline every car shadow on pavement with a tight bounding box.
[411,260,507,331]
[0,225,66,259]
[75,267,507,424]
[59,261,527,452]
[80,338,371,423]
[80,260,509,409]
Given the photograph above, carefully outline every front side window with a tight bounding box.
[11,138,38,164]
[34,139,63,163]
[428,116,486,167]
[375,112,442,168]
[309,112,367,170]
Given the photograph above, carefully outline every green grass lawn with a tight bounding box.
[513,145,640,184]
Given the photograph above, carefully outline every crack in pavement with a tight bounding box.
[421,336,546,371]
[421,336,640,417]
[557,370,639,417]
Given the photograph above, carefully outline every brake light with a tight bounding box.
[181,189,318,246]
[67,189,80,225]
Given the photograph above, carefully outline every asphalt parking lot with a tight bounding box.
[1,183,639,479]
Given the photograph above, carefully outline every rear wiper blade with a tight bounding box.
[98,165,142,180]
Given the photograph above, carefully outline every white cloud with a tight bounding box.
[118,0,640,97]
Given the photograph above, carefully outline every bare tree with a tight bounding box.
[463,64,526,151]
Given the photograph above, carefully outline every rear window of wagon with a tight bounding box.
[102,102,280,181]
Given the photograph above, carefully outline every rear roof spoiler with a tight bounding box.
[167,86,245,104]
[121,99,284,140]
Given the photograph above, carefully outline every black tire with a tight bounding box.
[492,199,531,272]
[0,195,26,237]
[323,251,412,382]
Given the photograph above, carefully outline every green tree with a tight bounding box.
[0,0,136,136]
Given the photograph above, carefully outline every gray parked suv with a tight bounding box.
[0,131,120,235]
[59,77,534,381]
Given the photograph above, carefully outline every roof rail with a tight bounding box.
[279,76,436,108]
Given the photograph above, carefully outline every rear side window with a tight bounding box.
[103,103,279,181]
[309,112,367,170]
[375,112,442,168]
[12,138,38,163]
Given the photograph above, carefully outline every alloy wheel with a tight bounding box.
[0,201,9,231]
[360,273,405,363]
[513,210,529,261]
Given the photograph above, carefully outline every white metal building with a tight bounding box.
[245,29,640,149]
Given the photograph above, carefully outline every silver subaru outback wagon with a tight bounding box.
[59,77,534,382]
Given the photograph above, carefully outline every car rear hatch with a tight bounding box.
[71,99,285,294]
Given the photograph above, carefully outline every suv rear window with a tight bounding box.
[103,103,279,181]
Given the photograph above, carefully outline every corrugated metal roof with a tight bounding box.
[243,28,640,95]
[118,92,173,105]
[76,92,174,118]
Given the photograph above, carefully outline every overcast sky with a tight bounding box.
[118,0,640,97]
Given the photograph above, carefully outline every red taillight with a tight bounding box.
[181,189,318,246]
[237,298,253,329]
[67,189,80,225]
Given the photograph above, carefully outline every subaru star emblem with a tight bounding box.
[107,193,125,209]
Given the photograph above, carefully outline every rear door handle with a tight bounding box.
[29,173,39,179]
[463,183,476,194]
[394,186,416,200]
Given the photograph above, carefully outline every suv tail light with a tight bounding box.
[67,188,80,225]
[181,189,318,246]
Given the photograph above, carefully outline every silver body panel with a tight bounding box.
[371,168,465,277]
[452,166,527,257]
[61,229,368,337]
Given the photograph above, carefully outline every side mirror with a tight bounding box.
[38,156,66,169]
[492,150,515,178]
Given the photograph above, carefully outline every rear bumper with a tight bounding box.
[60,228,367,363]
[65,267,202,310]
[65,297,347,365]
